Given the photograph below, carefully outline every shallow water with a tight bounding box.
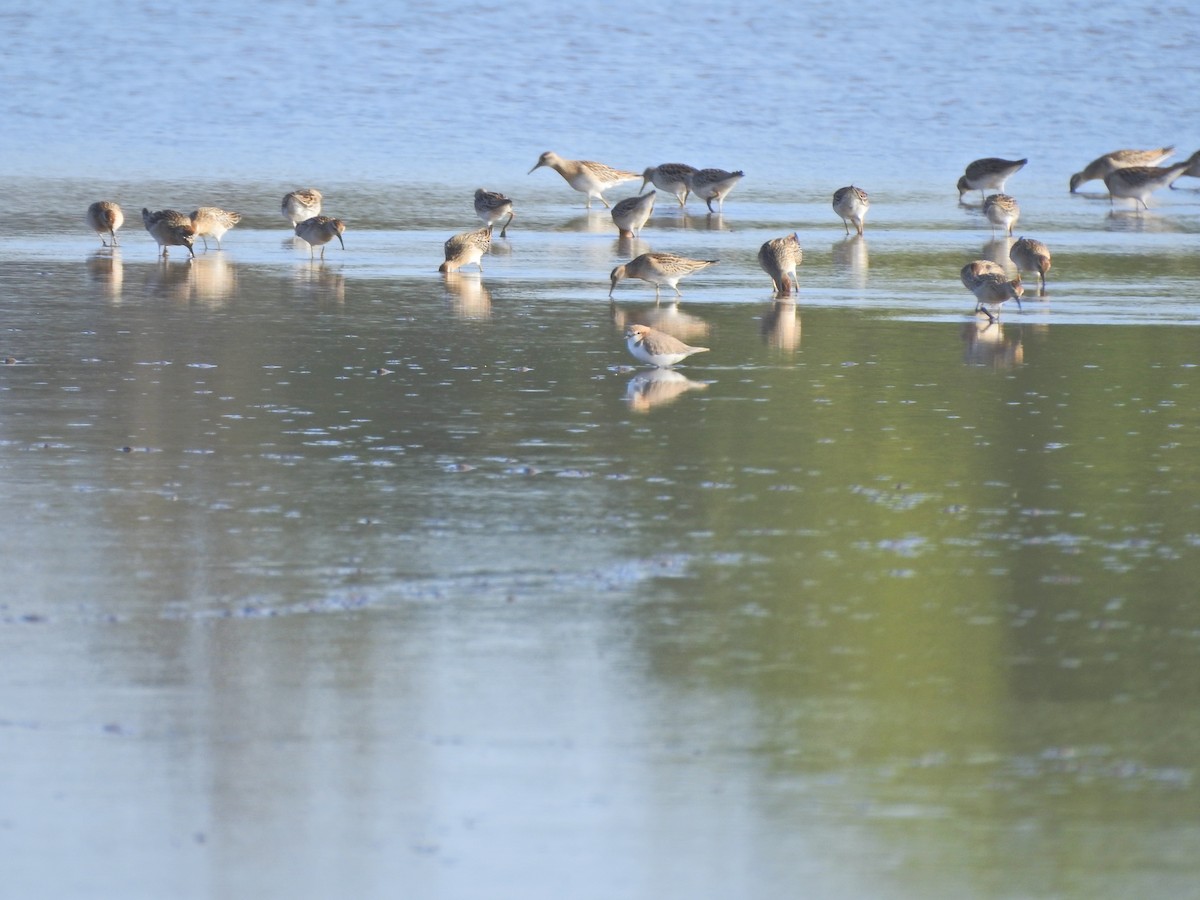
[3,3,1200,899]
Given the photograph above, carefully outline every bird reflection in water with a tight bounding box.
[610,300,711,346]
[293,262,345,304]
[188,253,237,306]
[980,236,1015,269]
[760,301,800,352]
[625,368,707,412]
[145,255,194,302]
[961,320,1024,369]
[443,271,492,319]
[831,234,868,289]
[86,249,123,302]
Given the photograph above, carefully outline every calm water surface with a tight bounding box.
[2,2,1200,899]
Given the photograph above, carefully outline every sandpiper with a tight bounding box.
[294,215,345,258]
[832,185,869,235]
[189,207,241,251]
[86,201,124,247]
[641,163,697,207]
[624,323,710,368]
[473,189,514,237]
[142,208,196,258]
[1069,146,1174,193]
[611,191,656,239]
[957,158,1027,201]
[528,151,639,208]
[1171,149,1200,188]
[1008,237,1051,295]
[281,188,323,226]
[1104,161,1192,210]
[757,232,803,297]
[983,193,1020,237]
[687,168,744,212]
[609,252,717,301]
[961,260,1023,322]
[439,225,492,273]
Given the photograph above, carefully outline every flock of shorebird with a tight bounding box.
[83,145,1200,369]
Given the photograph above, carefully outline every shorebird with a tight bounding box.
[957,158,1027,201]
[624,324,710,368]
[189,207,241,251]
[611,191,656,239]
[1104,161,1193,210]
[86,201,124,247]
[983,193,1020,236]
[142,208,196,258]
[1008,237,1051,295]
[832,185,869,235]
[439,225,492,273]
[687,168,744,212]
[757,232,803,297]
[1171,148,1200,188]
[961,259,1023,322]
[473,189,514,237]
[294,215,345,258]
[528,151,639,208]
[609,252,717,301]
[641,163,697,206]
[281,188,323,226]
[1069,147,1174,192]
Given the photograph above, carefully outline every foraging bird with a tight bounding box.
[189,207,241,251]
[609,252,717,301]
[957,158,1027,201]
[687,168,744,212]
[983,193,1020,237]
[1008,237,1051,295]
[832,185,869,235]
[439,225,492,273]
[1105,160,1194,209]
[294,215,345,259]
[473,189,514,237]
[142,208,196,258]
[961,259,1023,323]
[640,163,698,207]
[757,232,803,297]
[528,151,639,208]
[624,323,710,368]
[86,201,124,247]
[611,191,656,239]
[1069,146,1174,193]
[281,188,323,226]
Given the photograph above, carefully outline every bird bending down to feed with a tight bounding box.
[687,168,744,212]
[609,252,717,301]
[189,207,241,251]
[961,260,1023,323]
[957,158,1027,201]
[528,151,639,208]
[1069,147,1174,192]
[281,188,323,226]
[473,189,514,237]
[758,233,803,297]
[142,208,196,258]
[1104,159,1195,210]
[641,163,697,207]
[294,216,345,259]
[87,201,124,247]
[439,225,492,273]
[611,191,656,239]
[832,185,869,235]
[624,324,710,368]
[1008,237,1051,295]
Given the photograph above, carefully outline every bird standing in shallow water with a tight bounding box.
[641,163,697,207]
[961,259,1023,323]
[624,324,710,368]
[611,191,656,239]
[142,208,196,258]
[609,252,717,301]
[983,193,1020,237]
[1104,160,1194,210]
[758,233,803,297]
[832,185,869,235]
[189,207,241,251]
[528,151,639,209]
[87,201,124,247]
[439,225,492,273]
[473,189,514,237]
[1008,237,1051,295]
[295,215,345,259]
[281,188,323,227]
[1069,147,1174,192]
[687,168,744,212]
[957,158,1027,201]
